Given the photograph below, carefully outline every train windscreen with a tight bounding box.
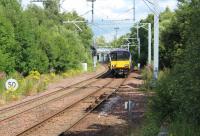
[110,51,130,61]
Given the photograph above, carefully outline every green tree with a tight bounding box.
[146,1,200,135]
[0,5,17,73]
[96,36,107,47]
[43,0,60,15]
[0,50,15,73]
[0,0,93,75]
[24,47,49,73]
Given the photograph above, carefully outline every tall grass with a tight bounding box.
[0,68,86,106]
[62,69,82,78]
[140,66,170,92]
[140,66,200,136]
[140,66,153,92]
[169,119,200,136]
[139,66,172,136]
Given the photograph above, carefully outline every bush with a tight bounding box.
[140,1,200,136]
[141,109,160,136]
[140,66,153,91]
[0,1,93,75]
[0,50,15,74]
[24,47,49,74]
[169,119,200,136]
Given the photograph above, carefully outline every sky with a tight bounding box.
[22,0,178,42]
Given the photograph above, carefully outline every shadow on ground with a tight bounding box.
[59,93,145,136]
[59,71,145,136]
[59,122,143,136]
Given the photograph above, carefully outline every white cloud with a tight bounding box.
[61,0,132,20]
[22,0,178,21]
[159,0,177,10]
[22,0,178,41]
[61,0,178,21]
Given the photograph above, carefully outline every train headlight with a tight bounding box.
[112,65,116,68]
[124,64,129,68]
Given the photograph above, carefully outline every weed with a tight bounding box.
[0,68,85,106]
[169,119,200,136]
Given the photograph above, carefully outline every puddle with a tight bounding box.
[98,96,121,117]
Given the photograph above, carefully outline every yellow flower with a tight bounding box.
[62,72,69,78]
[7,87,15,92]
[44,77,50,83]
[11,95,16,99]
[28,71,41,80]
[50,72,56,78]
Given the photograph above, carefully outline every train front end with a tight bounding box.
[109,49,132,77]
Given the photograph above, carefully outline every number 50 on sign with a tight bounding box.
[5,79,19,91]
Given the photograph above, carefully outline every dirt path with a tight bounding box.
[62,72,147,136]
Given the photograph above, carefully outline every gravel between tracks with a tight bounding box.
[0,69,145,136]
[19,78,125,136]
[0,77,112,136]
[63,72,147,136]
[0,66,107,136]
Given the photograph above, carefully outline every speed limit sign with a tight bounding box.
[5,79,19,91]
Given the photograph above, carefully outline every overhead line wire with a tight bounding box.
[142,0,159,16]
[89,23,111,34]
[145,0,154,5]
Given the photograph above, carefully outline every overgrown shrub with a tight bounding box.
[0,1,93,74]
[140,66,153,91]
[169,119,200,136]
[141,1,200,135]
[0,68,85,105]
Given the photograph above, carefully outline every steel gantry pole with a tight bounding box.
[148,23,152,65]
[92,0,94,23]
[114,27,120,40]
[87,0,96,23]
[137,23,141,57]
[154,0,160,79]
[133,0,135,21]
[87,0,97,70]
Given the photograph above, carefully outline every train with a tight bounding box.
[108,49,132,77]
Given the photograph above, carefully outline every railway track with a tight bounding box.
[0,70,108,123]
[17,77,127,136]
[0,70,112,136]
[61,78,127,135]
[0,66,127,136]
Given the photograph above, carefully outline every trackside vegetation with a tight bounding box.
[139,1,200,136]
[0,0,93,75]
[0,0,94,104]
[111,0,200,135]
[0,69,84,105]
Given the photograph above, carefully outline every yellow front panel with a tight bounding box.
[111,61,130,69]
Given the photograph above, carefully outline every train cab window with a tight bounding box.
[117,51,130,60]
[110,51,130,61]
